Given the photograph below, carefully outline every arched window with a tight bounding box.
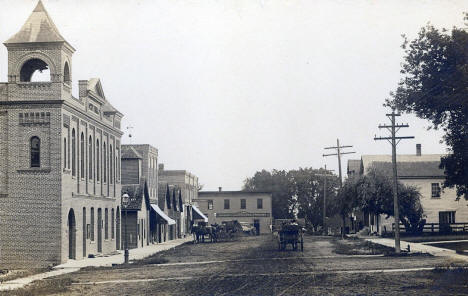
[71,129,76,176]
[116,147,120,182]
[105,208,109,240]
[63,138,67,169]
[96,139,100,182]
[111,208,115,239]
[63,62,70,83]
[90,207,95,241]
[88,136,93,180]
[103,143,107,183]
[30,136,40,167]
[20,58,51,82]
[80,133,85,178]
[110,145,113,184]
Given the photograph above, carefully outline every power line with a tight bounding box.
[316,165,334,235]
[374,110,414,254]
[323,138,356,187]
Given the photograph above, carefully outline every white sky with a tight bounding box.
[1,0,467,190]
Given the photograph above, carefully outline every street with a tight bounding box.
[5,235,468,296]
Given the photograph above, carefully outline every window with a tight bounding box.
[110,145,113,184]
[439,211,455,224]
[63,138,67,169]
[257,198,263,209]
[103,143,107,183]
[116,147,120,181]
[88,136,93,179]
[208,200,213,210]
[111,209,115,239]
[224,199,230,210]
[80,133,85,178]
[71,129,76,176]
[96,140,100,181]
[431,183,441,198]
[20,58,50,82]
[90,207,95,241]
[105,208,108,240]
[240,199,246,209]
[30,136,40,167]
[63,62,70,83]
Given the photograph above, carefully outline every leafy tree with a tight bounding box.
[243,169,293,219]
[386,14,468,199]
[288,168,340,229]
[341,168,426,234]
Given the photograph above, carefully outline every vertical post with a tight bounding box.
[124,209,129,263]
[391,113,401,254]
[336,139,343,187]
[323,167,327,235]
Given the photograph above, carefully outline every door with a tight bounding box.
[68,209,76,259]
[97,208,102,253]
[254,219,260,235]
[82,208,86,257]
[116,207,120,250]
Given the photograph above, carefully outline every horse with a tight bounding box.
[192,225,218,243]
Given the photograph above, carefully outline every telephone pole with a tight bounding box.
[316,165,334,235]
[374,110,414,254]
[323,139,355,238]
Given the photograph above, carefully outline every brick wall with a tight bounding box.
[121,159,140,185]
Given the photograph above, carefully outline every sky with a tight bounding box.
[1,0,467,190]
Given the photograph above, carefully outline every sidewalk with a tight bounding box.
[0,237,193,291]
[365,237,468,262]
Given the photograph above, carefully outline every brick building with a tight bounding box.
[0,1,123,268]
[158,164,199,237]
[195,190,273,234]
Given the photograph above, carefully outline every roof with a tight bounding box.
[5,1,72,47]
[361,154,445,178]
[121,146,142,159]
[122,180,150,211]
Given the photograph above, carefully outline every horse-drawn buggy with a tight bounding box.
[191,220,243,243]
[274,220,304,251]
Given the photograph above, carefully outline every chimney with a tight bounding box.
[218,187,222,192]
[416,144,421,156]
[158,163,164,171]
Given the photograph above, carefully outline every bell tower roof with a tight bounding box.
[4,0,72,48]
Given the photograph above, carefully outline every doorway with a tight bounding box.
[68,209,76,259]
[97,208,102,253]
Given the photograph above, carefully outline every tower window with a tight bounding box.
[20,58,50,82]
[63,62,70,83]
[96,139,100,181]
[30,136,40,167]
[88,136,93,180]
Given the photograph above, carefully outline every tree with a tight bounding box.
[288,168,340,229]
[342,168,426,234]
[386,15,468,199]
[243,169,293,219]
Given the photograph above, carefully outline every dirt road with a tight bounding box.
[4,235,468,295]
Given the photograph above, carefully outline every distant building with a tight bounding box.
[121,145,159,248]
[158,165,199,237]
[0,1,123,268]
[195,189,272,234]
[350,144,468,234]
[155,183,178,242]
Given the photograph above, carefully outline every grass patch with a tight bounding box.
[0,277,73,296]
[0,268,50,283]
[333,238,393,255]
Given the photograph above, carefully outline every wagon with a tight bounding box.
[277,223,304,251]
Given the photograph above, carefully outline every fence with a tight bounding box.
[392,222,468,234]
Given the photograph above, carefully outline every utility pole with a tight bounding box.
[316,165,334,235]
[323,139,355,238]
[374,110,414,254]
[323,139,355,186]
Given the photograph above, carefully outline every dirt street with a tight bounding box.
[3,235,468,296]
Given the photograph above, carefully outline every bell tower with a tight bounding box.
[3,0,75,98]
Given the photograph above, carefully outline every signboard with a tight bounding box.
[216,211,270,218]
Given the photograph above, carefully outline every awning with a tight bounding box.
[192,205,208,223]
[150,204,176,225]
